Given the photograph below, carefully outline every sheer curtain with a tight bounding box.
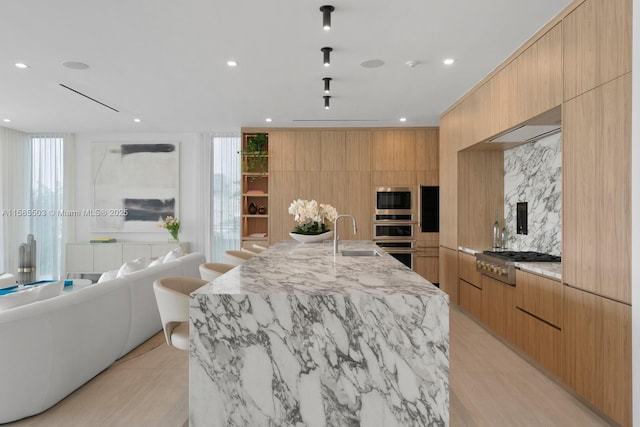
[195,133,241,262]
[0,126,30,274]
[29,135,74,279]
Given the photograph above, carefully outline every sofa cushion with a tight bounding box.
[117,257,146,277]
[163,247,183,263]
[98,269,118,283]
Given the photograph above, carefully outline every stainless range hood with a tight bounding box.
[489,124,561,143]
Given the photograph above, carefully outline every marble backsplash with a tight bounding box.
[503,132,562,255]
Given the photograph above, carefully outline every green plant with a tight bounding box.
[239,133,268,176]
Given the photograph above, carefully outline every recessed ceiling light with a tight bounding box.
[360,59,384,69]
[227,60,238,67]
[62,61,90,70]
[3,119,11,123]
[405,60,418,68]
[265,118,272,122]
[399,117,407,122]
[133,118,141,123]
[443,58,455,65]
[15,63,29,69]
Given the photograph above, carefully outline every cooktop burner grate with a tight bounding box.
[482,251,561,263]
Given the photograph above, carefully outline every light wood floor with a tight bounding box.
[6,306,611,427]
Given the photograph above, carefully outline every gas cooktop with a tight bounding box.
[482,251,561,263]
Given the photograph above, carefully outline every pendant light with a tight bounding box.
[323,77,332,94]
[321,47,333,67]
[320,5,334,31]
[324,96,331,109]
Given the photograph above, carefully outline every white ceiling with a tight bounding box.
[0,0,571,134]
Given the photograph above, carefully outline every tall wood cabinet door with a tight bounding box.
[562,286,631,427]
[269,131,296,171]
[563,74,631,302]
[269,171,298,243]
[392,130,417,171]
[344,130,371,171]
[439,153,457,249]
[563,0,631,100]
[371,130,395,171]
[320,131,345,171]
[439,247,458,304]
[294,131,321,172]
[415,128,439,171]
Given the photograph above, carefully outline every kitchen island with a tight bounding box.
[189,240,449,426]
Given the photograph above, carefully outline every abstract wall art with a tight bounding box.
[91,142,180,232]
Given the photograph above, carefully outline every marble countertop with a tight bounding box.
[457,246,480,255]
[515,262,562,281]
[195,240,444,297]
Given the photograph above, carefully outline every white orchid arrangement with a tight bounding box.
[288,199,338,234]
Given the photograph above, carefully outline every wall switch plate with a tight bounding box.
[517,202,528,235]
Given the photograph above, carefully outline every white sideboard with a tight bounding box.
[65,242,191,275]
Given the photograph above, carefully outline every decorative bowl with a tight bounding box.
[289,231,333,243]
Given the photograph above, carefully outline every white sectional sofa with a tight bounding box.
[0,252,205,424]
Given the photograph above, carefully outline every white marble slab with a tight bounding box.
[504,132,562,255]
[190,240,449,426]
[515,262,562,281]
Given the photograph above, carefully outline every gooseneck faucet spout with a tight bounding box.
[333,215,357,255]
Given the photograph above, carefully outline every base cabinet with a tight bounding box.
[439,247,458,304]
[515,308,562,377]
[481,275,516,343]
[66,242,190,275]
[414,247,438,285]
[562,285,631,427]
[459,279,482,320]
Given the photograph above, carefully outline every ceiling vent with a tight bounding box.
[489,124,561,143]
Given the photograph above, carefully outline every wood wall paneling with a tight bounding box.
[269,131,296,171]
[457,150,504,251]
[439,247,459,304]
[562,286,631,426]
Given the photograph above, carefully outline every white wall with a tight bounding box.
[73,132,201,251]
[632,0,639,420]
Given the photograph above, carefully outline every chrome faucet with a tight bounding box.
[333,215,357,255]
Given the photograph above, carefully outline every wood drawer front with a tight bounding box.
[459,279,482,320]
[458,252,481,288]
[481,275,516,343]
[516,308,562,378]
[515,270,562,328]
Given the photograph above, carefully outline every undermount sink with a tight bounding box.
[341,250,381,257]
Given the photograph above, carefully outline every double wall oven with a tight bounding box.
[373,187,416,269]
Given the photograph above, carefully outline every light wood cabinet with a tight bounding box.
[458,252,481,288]
[481,275,516,343]
[414,245,438,285]
[563,0,632,100]
[459,279,482,320]
[515,308,562,378]
[563,74,631,303]
[562,285,631,426]
[515,269,562,328]
[439,247,458,304]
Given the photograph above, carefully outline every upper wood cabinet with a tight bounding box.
[563,74,631,303]
[372,130,418,171]
[563,0,632,101]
